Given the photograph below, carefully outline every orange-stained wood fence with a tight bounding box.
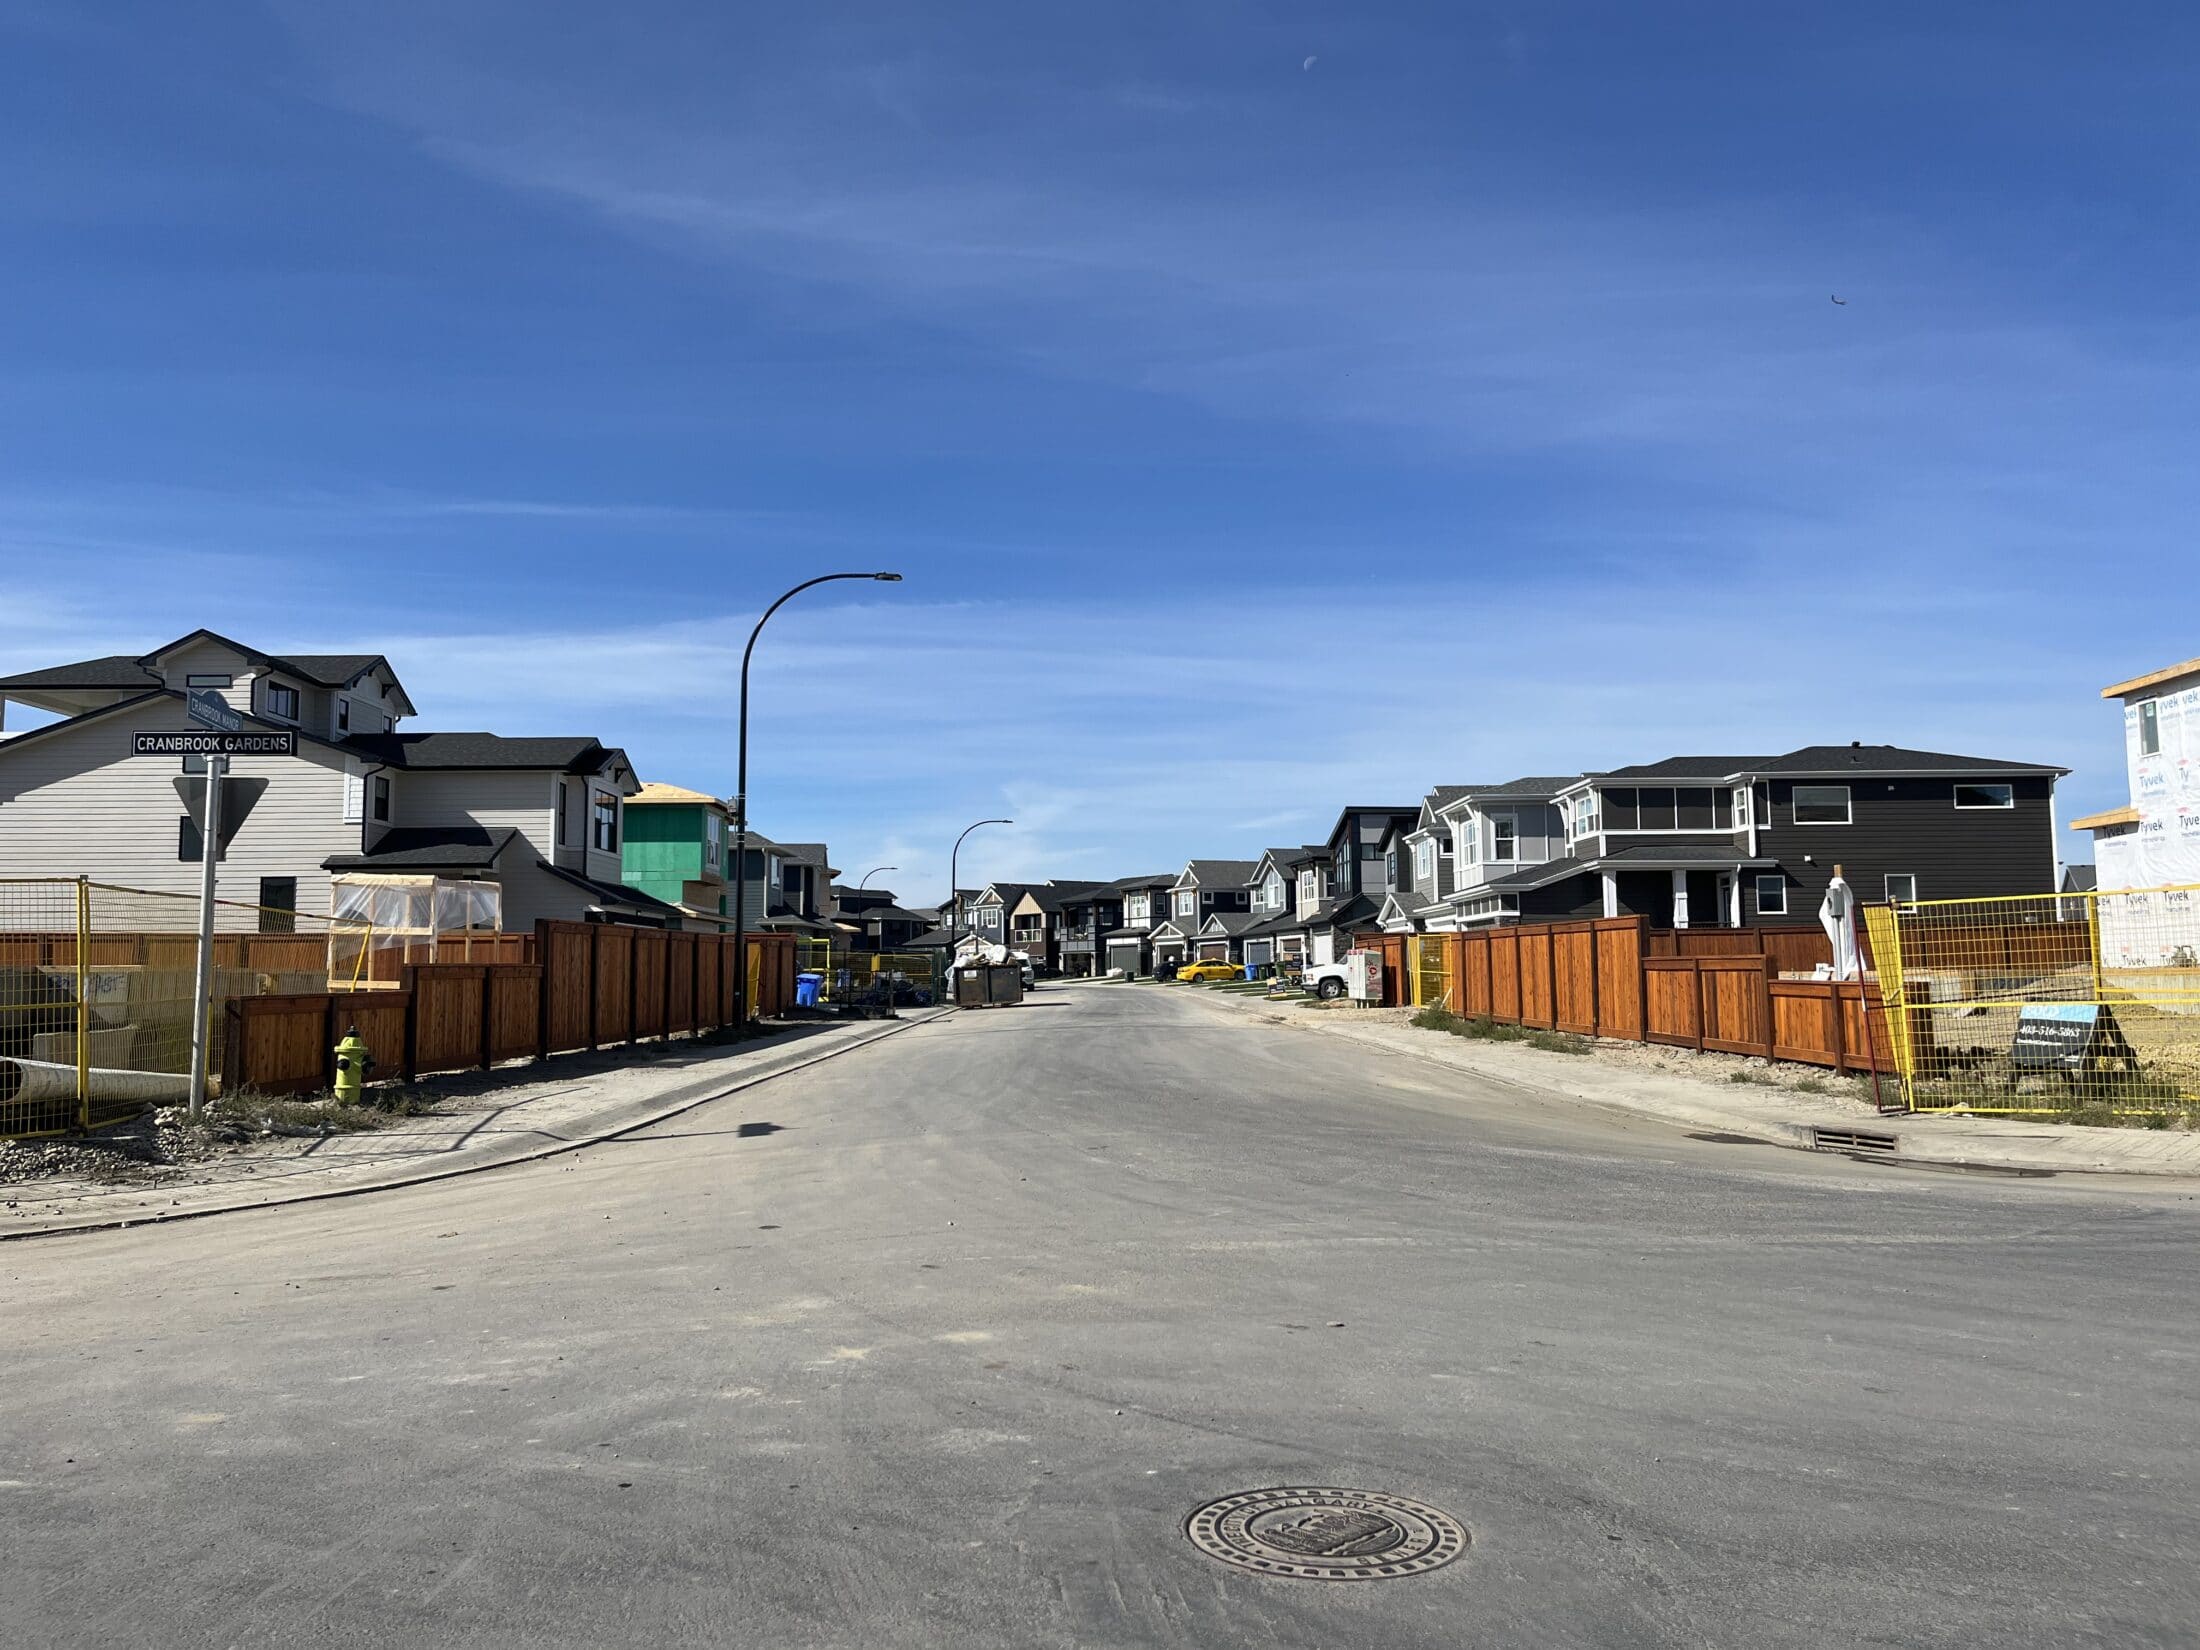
[1442,916,1906,1074]
[224,924,798,1096]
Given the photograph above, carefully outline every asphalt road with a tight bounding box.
[5,981,2198,1648]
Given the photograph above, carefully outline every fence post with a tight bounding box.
[1690,958,1707,1051]
[400,965,420,1083]
[628,930,641,1047]
[324,995,343,1092]
[586,925,601,1052]
[1756,956,1774,1061]
[663,931,676,1042]
[74,875,91,1130]
[1828,978,1849,1070]
[479,965,495,1071]
[534,920,552,1061]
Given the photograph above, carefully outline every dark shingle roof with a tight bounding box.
[538,860,683,915]
[1755,744,2066,776]
[322,825,521,871]
[0,654,161,691]
[1475,776,1580,795]
[343,731,622,773]
[1200,912,1259,937]
[1595,756,1771,781]
[1182,859,1259,886]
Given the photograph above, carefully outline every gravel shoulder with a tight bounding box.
[1154,982,2200,1177]
[0,1010,947,1238]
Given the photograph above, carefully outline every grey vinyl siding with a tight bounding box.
[390,769,558,861]
[1758,774,2056,910]
[0,697,356,920]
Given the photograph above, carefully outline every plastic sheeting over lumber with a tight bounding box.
[0,1058,191,1107]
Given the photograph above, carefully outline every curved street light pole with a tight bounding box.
[857,866,897,891]
[947,817,1013,958]
[731,571,902,1029]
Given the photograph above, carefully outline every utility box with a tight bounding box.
[954,962,1025,1008]
[1344,948,1385,1004]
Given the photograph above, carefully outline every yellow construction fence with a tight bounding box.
[1,877,368,1139]
[1866,882,2200,1118]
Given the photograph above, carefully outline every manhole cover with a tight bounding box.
[1185,1487,1468,1580]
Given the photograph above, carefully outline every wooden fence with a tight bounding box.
[223,924,798,1097]
[1388,916,1911,1074]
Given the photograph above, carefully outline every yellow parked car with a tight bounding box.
[1177,958,1244,984]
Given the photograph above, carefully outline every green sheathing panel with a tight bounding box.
[622,803,705,906]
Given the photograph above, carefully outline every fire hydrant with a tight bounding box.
[333,1025,375,1104]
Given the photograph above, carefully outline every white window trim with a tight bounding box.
[263,680,301,723]
[1731,786,1752,829]
[1755,874,1788,915]
[186,673,234,689]
[1885,873,1918,904]
[1489,815,1518,863]
[1953,782,2014,809]
[1790,784,1853,825]
[1598,785,1743,834]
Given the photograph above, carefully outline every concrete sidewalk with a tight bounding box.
[1160,982,2200,1178]
[0,1008,950,1240]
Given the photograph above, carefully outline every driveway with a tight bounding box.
[3,980,2196,1647]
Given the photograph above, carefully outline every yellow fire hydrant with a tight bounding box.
[333,1025,375,1104]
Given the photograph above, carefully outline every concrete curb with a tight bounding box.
[2,1007,955,1244]
[1160,984,2200,1179]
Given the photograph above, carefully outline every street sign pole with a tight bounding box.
[187,753,226,1120]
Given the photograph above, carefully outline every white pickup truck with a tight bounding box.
[1298,949,1383,1002]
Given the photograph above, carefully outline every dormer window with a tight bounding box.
[1414,839,1436,885]
[265,681,299,721]
[1568,793,1600,840]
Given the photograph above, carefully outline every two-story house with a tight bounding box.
[1376,788,1469,936]
[0,628,669,930]
[830,885,932,952]
[1544,743,2065,928]
[620,783,737,926]
[1099,874,1176,977]
[1008,880,1109,974]
[1235,846,1328,970]
[1303,807,1419,964]
[972,882,1035,950]
[2077,656,2200,902]
[1433,777,1585,928]
[1043,883,1124,977]
[1148,860,1257,973]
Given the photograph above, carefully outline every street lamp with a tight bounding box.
[731,571,903,1029]
[948,817,1013,956]
[857,866,897,891]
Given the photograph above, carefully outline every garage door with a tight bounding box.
[1106,939,1144,975]
[1243,939,1273,968]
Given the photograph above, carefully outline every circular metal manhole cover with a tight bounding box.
[1185,1487,1469,1581]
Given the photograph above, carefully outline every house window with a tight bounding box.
[371,774,390,823]
[592,793,618,852]
[1460,818,1479,860]
[2139,699,2161,756]
[1885,873,1918,904]
[1954,782,2014,809]
[265,681,300,721]
[335,697,350,733]
[186,673,233,689]
[1568,794,1600,840]
[1756,875,1788,915]
[555,782,568,846]
[1490,816,1517,861]
[1732,786,1752,829]
[705,812,722,868]
[1176,890,1197,918]
[1415,840,1436,885]
[1385,847,1399,886]
[1127,893,1146,920]
[258,877,297,934]
[1791,784,1852,825]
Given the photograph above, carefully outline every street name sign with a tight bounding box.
[186,689,243,733]
[134,731,296,757]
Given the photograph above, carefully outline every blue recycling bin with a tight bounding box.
[1243,963,1258,981]
[795,971,824,1008]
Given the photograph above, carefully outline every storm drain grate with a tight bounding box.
[1812,1125,1898,1154]
[1186,1487,1468,1581]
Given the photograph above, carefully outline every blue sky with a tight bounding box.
[4,2,2195,901]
